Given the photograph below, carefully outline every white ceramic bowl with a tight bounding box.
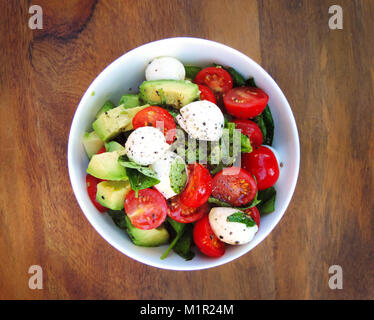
[68,37,300,270]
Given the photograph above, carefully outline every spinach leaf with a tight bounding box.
[184,65,202,80]
[169,158,187,194]
[227,211,256,227]
[257,187,276,214]
[107,210,127,229]
[161,217,186,260]
[172,223,195,261]
[118,155,160,197]
[254,113,267,140]
[227,67,246,87]
[208,197,232,207]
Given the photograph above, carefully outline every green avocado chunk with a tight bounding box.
[82,131,104,159]
[96,180,131,210]
[86,150,127,181]
[139,80,199,109]
[124,216,169,247]
[92,104,148,142]
[105,141,125,152]
[96,100,116,119]
[119,94,141,109]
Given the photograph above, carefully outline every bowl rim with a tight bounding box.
[67,37,300,271]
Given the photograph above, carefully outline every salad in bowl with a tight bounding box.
[82,56,280,261]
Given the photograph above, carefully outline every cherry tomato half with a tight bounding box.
[241,146,279,190]
[212,167,257,207]
[86,174,107,212]
[223,87,269,119]
[97,146,106,154]
[232,119,263,147]
[197,84,217,104]
[167,195,209,223]
[244,206,260,227]
[124,189,167,230]
[195,67,233,95]
[193,215,225,257]
[180,163,213,208]
[132,106,176,144]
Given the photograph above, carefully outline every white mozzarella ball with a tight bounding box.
[145,57,185,81]
[209,207,258,245]
[151,151,187,199]
[124,127,169,166]
[176,100,224,141]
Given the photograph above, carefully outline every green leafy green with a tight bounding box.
[172,223,195,261]
[240,133,252,153]
[262,105,275,145]
[107,210,127,229]
[184,65,202,80]
[161,217,186,260]
[227,211,256,227]
[118,155,160,197]
[208,193,261,210]
[169,158,187,194]
[257,187,276,214]
[246,77,257,87]
[227,67,246,87]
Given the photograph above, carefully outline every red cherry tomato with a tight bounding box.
[197,84,217,104]
[232,119,263,147]
[212,167,257,207]
[124,189,167,230]
[180,163,213,208]
[195,67,233,94]
[167,196,209,223]
[242,146,279,190]
[132,106,176,144]
[223,87,269,119]
[86,174,107,212]
[193,215,225,257]
[97,146,106,154]
[244,206,260,227]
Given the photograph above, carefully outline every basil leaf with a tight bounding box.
[169,158,187,194]
[262,105,274,145]
[227,67,246,87]
[246,77,257,87]
[240,133,252,153]
[172,223,195,261]
[227,211,256,227]
[184,65,202,80]
[254,113,267,140]
[118,155,160,197]
[208,194,261,211]
[257,187,276,214]
[161,217,186,260]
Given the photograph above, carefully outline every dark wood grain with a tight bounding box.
[0,0,373,299]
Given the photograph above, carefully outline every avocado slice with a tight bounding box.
[82,131,105,159]
[124,216,169,247]
[92,104,148,142]
[119,94,141,109]
[96,180,131,210]
[139,80,199,109]
[96,100,116,118]
[105,141,125,152]
[86,150,127,181]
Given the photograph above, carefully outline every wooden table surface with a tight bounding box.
[1,0,373,300]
